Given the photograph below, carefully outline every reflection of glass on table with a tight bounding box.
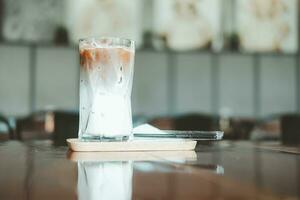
[78,37,135,141]
[77,161,133,200]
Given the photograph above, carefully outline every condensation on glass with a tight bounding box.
[78,37,135,141]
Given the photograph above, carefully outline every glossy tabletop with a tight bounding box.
[0,140,299,200]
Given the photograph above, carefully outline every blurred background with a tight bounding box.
[0,0,299,143]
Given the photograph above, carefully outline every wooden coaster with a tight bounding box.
[67,138,197,152]
[67,151,197,162]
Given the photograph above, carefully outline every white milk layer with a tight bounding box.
[84,93,132,137]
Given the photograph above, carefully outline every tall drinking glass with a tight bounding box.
[78,37,135,141]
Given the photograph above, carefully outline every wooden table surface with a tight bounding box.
[0,140,299,200]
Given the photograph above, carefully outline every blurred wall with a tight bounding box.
[0,44,298,118]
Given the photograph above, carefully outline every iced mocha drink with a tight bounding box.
[79,37,135,141]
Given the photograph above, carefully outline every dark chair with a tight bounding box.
[52,111,78,146]
[15,111,51,140]
[15,110,79,145]
[225,118,257,140]
[281,114,300,145]
[149,113,219,131]
[0,114,14,140]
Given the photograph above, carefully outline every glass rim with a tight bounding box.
[79,36,135,46]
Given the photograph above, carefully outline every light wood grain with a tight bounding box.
[67,138,197,152]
